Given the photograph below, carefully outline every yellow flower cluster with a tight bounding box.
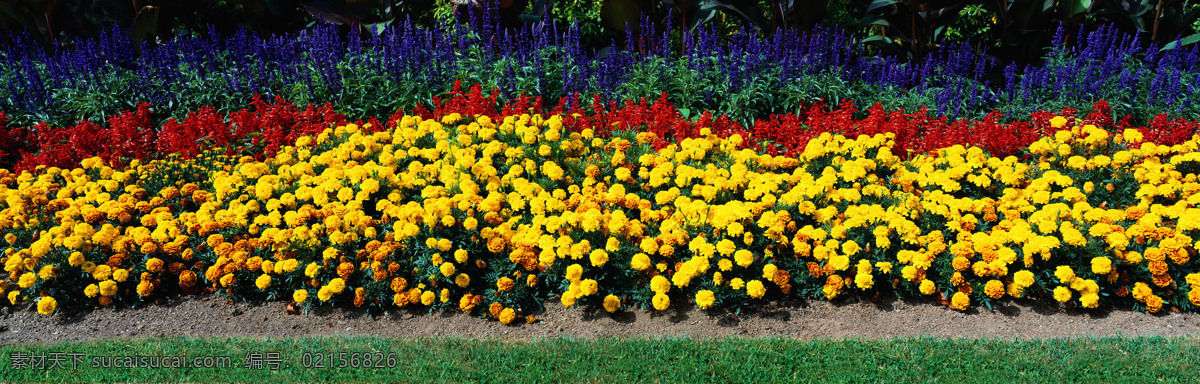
[3,112,1199,318]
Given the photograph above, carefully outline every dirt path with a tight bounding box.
[3,294,1199,344]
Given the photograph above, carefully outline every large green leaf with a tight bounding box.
[298,0,394,25]
[700,0,771,31]
[1161,33,1200,50]
[866,0,899,13]
[129,6,158,50]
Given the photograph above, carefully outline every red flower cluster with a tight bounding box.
[3,83,1199,172]
[0,96,348,172]
[751,101,1052,160]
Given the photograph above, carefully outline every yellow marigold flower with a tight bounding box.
[695,290,716,309]
[294,289,308,303]
[841,240,861,256]
[718,258,733,271]
[499,308,517,324]
[305,263,322,278]
[328,278,346,294]
[875,262,893,274]
[716,239,737,257]
[1013,270,1035,288]
[1050,116,1068,128]
[68,252,85,267]
[589,249,609,267]
[37,296,57,315]
[919,279,936,295]
[84,284,100,298]
[762,264,778,280]
[829,255,850,271]
[323,247,340,261]
[630,253,651,271]
[734,250,754,267]
[855,273,874,290]
[1080,293,1099,308]
[454,249,469,264]
[1053,286,1072,302]
[18,272,36,288]
[456,274,471,288]
[580,279,599,296]
[278,259,300,273]
[256,274,272,290]
[726,221,745,236]
[605,237,621,252]
[1187,273,1200,287]
[1091,257,1112,275]
[63,235,84,250]
[652,293,670,311]
[746,280,766,298]
[565,264,583,282]
[542,161,564,181]
[1123,128,1143,144]
[855,259,873,275]
[603,294,621,313]
[650,275,671,294]
[950,292,970,310]
[560,291,577,308]
[90,264,112,281]
[440,262,456,277]
[420,290,436,306]
[1054,266,1076,284]
[99,280,118,296]
[37,265,56,280]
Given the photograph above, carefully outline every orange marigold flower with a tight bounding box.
[337,262,355,279]
[984,280,1005,299]
[178,270,198,288]
[497,277,515,292]
[499,308,517,324]
[145,258,165,273]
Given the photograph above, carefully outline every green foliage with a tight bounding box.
[2,336,1199,383]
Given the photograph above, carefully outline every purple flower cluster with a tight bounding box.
[1,12,1196,127]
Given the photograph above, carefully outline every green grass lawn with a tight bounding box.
[2,336,1197,383]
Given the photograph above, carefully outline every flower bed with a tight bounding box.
[3,109,1199,320]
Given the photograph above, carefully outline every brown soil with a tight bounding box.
[3,294,1199,345]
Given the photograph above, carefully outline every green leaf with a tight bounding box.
[700,0,771,31]
[865,0,899,13]
[1160,33,1200,51]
